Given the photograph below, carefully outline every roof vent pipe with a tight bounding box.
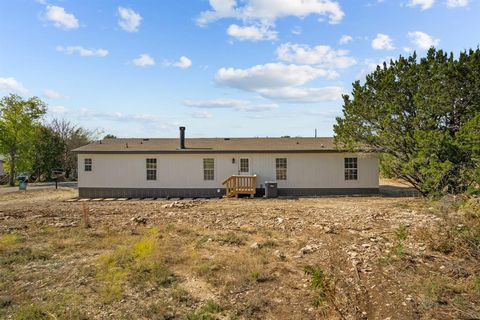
[179,126,186,149]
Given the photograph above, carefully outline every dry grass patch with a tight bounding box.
[95,227,176,302]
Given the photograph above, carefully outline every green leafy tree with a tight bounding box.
[49,119,96,179]
[0,94,47,186]
[32,125,66,181]
[334,48,480,196]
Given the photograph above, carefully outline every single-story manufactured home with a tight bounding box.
[73,127,379,198]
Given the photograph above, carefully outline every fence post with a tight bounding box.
[82,203,91,228]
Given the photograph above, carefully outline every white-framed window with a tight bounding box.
[146,158,157,181]
[203,158,215,181]
[239,158,249,173]
[276,158,287,180]
[344,157,358,181]
[84,158,92,172]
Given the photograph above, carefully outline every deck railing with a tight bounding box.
[222,175,257,198]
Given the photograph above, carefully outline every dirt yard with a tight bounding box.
[0,189,479,319]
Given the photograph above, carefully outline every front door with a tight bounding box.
[239,158,250,175]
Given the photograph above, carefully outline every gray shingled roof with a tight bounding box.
[73,137,343,154]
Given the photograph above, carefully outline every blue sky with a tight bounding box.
[0,0,479,138]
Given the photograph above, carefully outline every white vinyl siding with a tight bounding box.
[77,153,378,189]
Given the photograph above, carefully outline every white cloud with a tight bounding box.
[446,0,468,7]
[339,35,353,45]
[44,5,79,30]
[118,7,142,32]
[227,24,277,41]
[215,63,342,103]
[43,89,62,99]
[183,98,278,112]
[291,26,302,35]
[276,43,356,68]
[163,56,193,69]
[407,0,435,10]
[371,33,395,50]
[49,105,69,113]
[56,46,109,57]
[257,87,343,103]
[50,106,164,124]
[174,56,192,69]
[197,0,345,26]
[215,63,337,91]
[407,31,440,49]
[0,77,28,94]
[191,110,213,119]
[305,109,342,119]
[133,54,156,67]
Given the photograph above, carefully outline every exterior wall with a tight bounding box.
[77,152,379,197]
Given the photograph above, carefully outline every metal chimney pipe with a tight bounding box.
[179,126,186,149]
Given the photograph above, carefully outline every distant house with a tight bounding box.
[73,127,379,198]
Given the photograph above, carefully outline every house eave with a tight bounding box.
[73,149,376,155]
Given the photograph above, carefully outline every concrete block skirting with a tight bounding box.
[78,187,379,198]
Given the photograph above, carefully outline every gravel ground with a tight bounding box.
[0,188,478,319]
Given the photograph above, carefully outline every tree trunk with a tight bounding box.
[8,153,15,187]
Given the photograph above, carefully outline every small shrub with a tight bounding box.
[0,233,21,251]
[250,271,261,281]
[184,312,214,320]
[217,232,246,246]
[474,276,480,294]
[202,300,222,314]
[392,243,404,258]
[14,304,51,320]
[0,247,50,266]
[395,224,407,241]
[430,233,455,255]
[240,294,268,318]
[427,198,480,259]
[195,235,210,248]
[0,234,48,266]
[0,296,12,309]
[261,239,277,248]
[423,278,451,305]
[304,265,331,307]
[171,288,196,307]
[95,227,174,301]
[12,295,84,320]
[249,271,269,283]
[424,279,441,300]
[142,302,170,319]
[131,262,175,288]
[184,300,221,320]
[195,261,219,280]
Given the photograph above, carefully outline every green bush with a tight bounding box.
[304,265,331,307]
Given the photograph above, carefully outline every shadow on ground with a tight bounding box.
[380,184,421,197]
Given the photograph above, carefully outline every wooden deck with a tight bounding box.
[223,175,257,198]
